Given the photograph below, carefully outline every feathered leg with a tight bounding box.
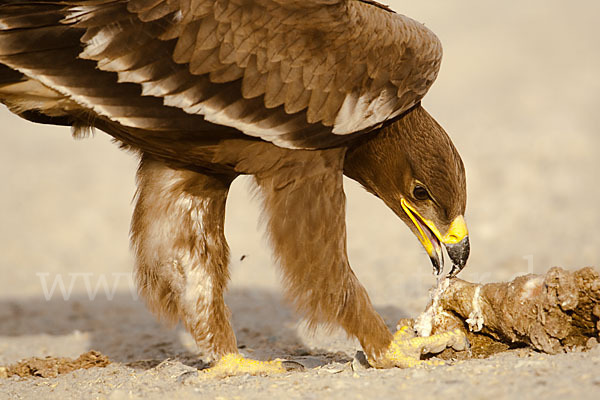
[254,148,394,360]
[255,148,468,367]
[131,155,289,376]
[131,155,237,359]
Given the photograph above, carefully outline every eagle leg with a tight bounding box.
[370,326,469,368]
[131,155,238,359]
[254,148,394,360]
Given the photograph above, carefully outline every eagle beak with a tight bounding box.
[441,216,470,277]
[400,199,469,277]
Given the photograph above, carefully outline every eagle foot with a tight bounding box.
[201,353,301,378]
[370,326,469,368]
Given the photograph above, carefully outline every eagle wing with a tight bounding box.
[0,0,442,149]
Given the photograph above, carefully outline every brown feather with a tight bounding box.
[173,20,201,63]
[128,0,166,14]
[0,0,464,364]
[264,68,285,109]
[195,15,220,51]
[209,63,244,83]
[283,79,310,114]
[190,46,223,75]
[137,0,174,22]
[241,56,267,99]
[306,89,329,124]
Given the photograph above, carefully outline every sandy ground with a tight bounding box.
[1,1,599,398]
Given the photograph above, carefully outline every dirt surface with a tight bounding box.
[2,351,110,379]
[1,1,600,399]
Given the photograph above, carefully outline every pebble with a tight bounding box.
[177,370,199,384]
[351,351,371,371]
[586,337,598,349]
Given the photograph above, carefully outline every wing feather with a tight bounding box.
[0,0,442,149]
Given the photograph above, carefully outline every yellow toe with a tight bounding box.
[202,353,286,378]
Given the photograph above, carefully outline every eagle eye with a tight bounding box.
[413,185,430,201]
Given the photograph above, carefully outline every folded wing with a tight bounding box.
[0,0,442,149]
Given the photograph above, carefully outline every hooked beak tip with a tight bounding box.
[445,236,470,277]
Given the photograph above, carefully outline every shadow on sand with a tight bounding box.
[0,288,409,368]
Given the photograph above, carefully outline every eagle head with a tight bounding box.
[344,104,469,277]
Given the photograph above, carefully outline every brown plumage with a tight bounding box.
[0,0,470,363]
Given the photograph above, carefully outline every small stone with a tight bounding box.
[317,363,346,374]
[288,356,322,370]
[351,351,371,371]
[177,370,199,384]
[586,337,598,350]
[0,367,8,379]
[281,360,305,372]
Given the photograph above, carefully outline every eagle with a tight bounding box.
[0,0,470,373]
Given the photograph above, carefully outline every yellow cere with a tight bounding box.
[442,215,468,244]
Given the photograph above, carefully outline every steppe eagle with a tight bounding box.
[0,0,470,372]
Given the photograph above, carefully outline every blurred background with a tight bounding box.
[0,0,598,362]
